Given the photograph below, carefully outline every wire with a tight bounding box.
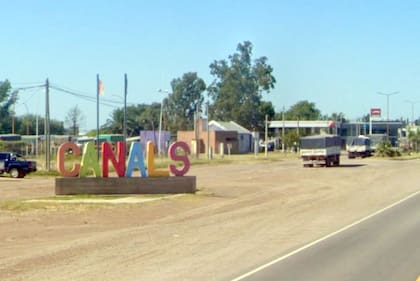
[50,83,136,107]
[11,81,137,109]
[50,84,124,108]
[12,84,45,91]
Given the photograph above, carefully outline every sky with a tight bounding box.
[2,0,420,131]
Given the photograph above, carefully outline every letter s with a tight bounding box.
[168,142,190,176]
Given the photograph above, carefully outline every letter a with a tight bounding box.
[79,142,101,177]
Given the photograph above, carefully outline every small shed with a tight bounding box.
[209,121,253,153]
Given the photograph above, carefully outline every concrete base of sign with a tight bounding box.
[55,176,196,195]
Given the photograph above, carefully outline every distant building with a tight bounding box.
[177,119,254,155]
[209,121,253,153]
[269,120,338,135]
[269,119,404,146]
[140,130,171,155]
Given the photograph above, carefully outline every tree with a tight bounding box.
[408,128,420,152]
[0,80,18,134]
[65,105,84,136]
[14,114,64,135]
[285,100,321,120]
[208,41,276,130]
[103,103,162,136]
[322,112,346,122]
[166,72,206,131]
[141,102,162,131]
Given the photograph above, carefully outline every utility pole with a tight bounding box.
[96,74,100,160]
[265,114,268,158]
[195,102,200,159]
[206,101,211,159]
[282,107,285,152]
[124,74,128,145]
[45,78,50,171]
[377,91,398,142]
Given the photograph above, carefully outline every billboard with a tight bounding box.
[370,108,381,117]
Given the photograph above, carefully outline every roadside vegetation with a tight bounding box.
[374,141,401,157]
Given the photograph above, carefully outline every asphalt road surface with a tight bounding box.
[232,190,420,281]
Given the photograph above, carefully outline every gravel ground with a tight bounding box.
[0,156,419,281]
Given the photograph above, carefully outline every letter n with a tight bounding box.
[102,141,126,177]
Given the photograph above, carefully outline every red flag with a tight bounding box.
[98,79,104,95]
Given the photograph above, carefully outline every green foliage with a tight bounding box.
[166,72,206,131]
[0,80,18,133]
[103,103,161,136]
[208,41,276,130]
[0,140,26,154]
[408,128,420,152]
[7,113,65,135]
[284,130,300,149]
[322,112,346,122]
[285,100,321,120]
[375,141,401,157]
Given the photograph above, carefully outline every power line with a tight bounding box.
[50,83,135,108]
[12,84,45,91]
[50,84,119,108]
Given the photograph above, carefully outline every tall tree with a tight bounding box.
[0,80,18,134]
[65,105,84,136]
[285,100,321,120]
[208,41,276,130]
[14,114,64,135]
[322,112,346,122]
[166,72,206,131]
[103,103,162,136]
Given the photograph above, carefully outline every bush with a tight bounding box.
[375,141,401,157]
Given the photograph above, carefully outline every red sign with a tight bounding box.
[370,108,381,117]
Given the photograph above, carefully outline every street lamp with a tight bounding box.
[158,89,169,156]
[404,100,420,125]
[377,91,399,142]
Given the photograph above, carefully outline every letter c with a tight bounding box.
[57,142,81,177]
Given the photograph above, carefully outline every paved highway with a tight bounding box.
[231,191,420,281]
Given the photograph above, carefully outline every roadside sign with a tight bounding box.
[370,108,381,117]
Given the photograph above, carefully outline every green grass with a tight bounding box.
[0,194,179,212]
[47,194,128,200]
[388,151,420,160]
[0,200,57,212]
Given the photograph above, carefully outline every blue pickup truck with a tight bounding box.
[0,152,37,178]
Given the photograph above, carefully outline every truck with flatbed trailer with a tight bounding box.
[300,135,341,167]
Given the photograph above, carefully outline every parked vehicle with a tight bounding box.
[347,136,372,158]
[0,152,37,178]
[300,135,341,167]
[259,140,275,152]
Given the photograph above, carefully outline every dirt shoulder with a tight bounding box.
[1,156,419,281]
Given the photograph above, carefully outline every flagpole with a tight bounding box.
[96,74,100,160]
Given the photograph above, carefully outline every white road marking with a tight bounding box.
[230,189,420,281]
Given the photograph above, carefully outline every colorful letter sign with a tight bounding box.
[57,141,190,178]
